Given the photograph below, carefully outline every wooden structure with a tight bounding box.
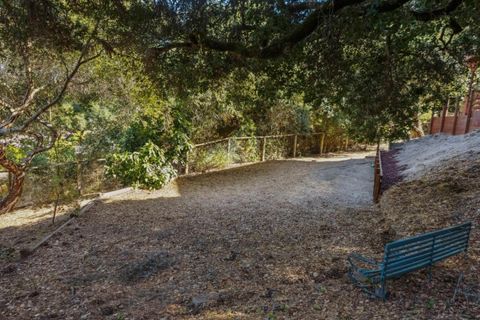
[373,147,383,203]
[348,222,472,299]
[429,92,480,135]
[431,56,479,135]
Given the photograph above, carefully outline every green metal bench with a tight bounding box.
[348,222,472,299]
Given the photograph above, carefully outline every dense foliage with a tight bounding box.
[106,141,177,189]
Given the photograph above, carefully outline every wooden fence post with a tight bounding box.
[320,133,325,155]
[345,137,349,151]
[227,138,232,163]
[293,134,297,158]
[185,151,189,174]
[373,143,383,203]
[76,160,83,196]
[261,137,266,161]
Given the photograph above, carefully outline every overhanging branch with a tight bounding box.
[0,43,100,137]
[412,0,464,21]
[148,0,465,59]
[151,0,368,59]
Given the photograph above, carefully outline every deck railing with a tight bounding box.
[429,95,480,135]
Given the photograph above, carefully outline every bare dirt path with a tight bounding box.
[0,152,393,320]
[129,151,374,211]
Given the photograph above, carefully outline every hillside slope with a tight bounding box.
[372,132,480,317]
[395,130,480,181]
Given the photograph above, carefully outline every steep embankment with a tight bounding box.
[395,130,480,181]
[373,132,480,317]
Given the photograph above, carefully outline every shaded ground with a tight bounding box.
[0,151,478,319]
[380,149,404,193]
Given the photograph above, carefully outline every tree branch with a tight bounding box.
[23,120,58,164]
[150,0,368,59]
[0,86,44,130]
[150,41,195,54]
[370,0,410,13]
[148,0,464,60]
[412,0,464,21]
[286,1,330,12]
[0,38,100,137]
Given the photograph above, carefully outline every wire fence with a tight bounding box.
[186,133,325,174]
[0,159,123,208]
[1,132,363,208]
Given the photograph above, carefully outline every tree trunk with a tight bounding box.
[0,144,26,214]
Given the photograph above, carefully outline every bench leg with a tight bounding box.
[375,279,387,300]
[450,272,464,306]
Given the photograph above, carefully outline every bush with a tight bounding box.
[106,142,177,189]
[231,138,259,163]
[190,145,230,172]
[265,137,290,160]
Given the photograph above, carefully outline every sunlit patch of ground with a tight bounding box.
[0,206,67,230]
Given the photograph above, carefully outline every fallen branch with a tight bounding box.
[18,186,134,258]
[19,200,98,258]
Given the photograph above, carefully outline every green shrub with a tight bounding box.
[265,138,289,160]
[232,138,259,163]
[106,142,176,189]
[190,146,230,172]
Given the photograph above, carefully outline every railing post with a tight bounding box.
[429,109,435,134]
[261,137,266,161]
[452,97,460,135]
[293,134,297,158]
[465,64,477,134]
[440,98,449,133]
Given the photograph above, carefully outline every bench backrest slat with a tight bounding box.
[382,222,471,279]
[387,233,470,262]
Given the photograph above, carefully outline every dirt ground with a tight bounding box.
[0,151,478,319]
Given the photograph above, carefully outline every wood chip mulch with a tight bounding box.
[0,153,478,319]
